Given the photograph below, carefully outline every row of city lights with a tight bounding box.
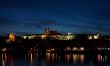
[97,48,110,50]
[2,47,85,52]
[22,33,100,40]
[46,47,85,53]
[65,47,85,51]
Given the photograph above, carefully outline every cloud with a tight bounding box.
[33,19,110,32]
[0,15,110,34]
[26,19,57,29]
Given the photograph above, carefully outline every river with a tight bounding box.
[0,52,110,66]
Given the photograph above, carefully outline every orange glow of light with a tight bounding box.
[73,54,77,63]
[51,48,55,51]
[80,54,84,62]
[9,32,15,41]
[51,53,55,62]
[80,47,84,51]
[46,53,50,61]
[73,47,77,51]
[30,53,33,65]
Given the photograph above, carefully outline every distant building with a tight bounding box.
[43,28,61,39]
[22,35,37,39]
[58,34,76,40]
[88,33,100,40]
[21,29,101,40]
[44,28,61,35]
[9,32,15,41]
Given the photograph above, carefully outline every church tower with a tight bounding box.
[9,32,15,41]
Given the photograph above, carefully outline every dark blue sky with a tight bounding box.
[0,0,110,35]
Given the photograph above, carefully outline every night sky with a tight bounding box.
[0,0,110,35]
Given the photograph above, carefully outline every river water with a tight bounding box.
[0,52,110,66]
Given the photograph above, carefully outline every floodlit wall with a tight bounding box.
[58,35,75,40]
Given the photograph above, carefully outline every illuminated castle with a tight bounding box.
[44,28,61,35]
[35,28,61,39]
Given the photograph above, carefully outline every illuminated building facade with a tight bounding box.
[88,33,100,40]
[9,32,15,41]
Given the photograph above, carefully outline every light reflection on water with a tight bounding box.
[97,54,108,63]
[1,53,110,66]
[1,53,14,66]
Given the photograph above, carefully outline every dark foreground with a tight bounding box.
[0,52,110,66]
